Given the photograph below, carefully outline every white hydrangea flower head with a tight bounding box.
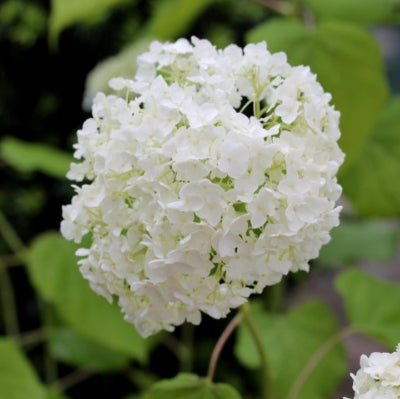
[61,37,344,337]
[344,344,400,399]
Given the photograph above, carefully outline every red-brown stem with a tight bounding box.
[206,313,243,382]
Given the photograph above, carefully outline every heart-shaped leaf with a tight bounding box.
[235,301,346,399]
[336,268,400,347]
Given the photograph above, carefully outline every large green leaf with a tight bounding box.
[302,0,400,24]
[318,220,399,266]
[336,268,400,348]
[0,136,72,178]
[340,97,400,217]
[50,327,130,372]
[142,373,242,399]
[246,19,389,171]
[27,232,149,360]
[48,0,129,46]
[0,338,47,399]
[235,301,346,399]
[145,0,214,41]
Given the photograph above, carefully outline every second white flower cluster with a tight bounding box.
[345,344,400,399]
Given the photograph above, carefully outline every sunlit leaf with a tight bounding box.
[27,232,150,361]
[340,97,400,216]
[49,0,130,47]
[50,327,130,372]
[336,268,400,348]
[247,19,389,171]
[142,373,243,399]
[146,0,214,40]
[318,220,399,265]
[0,136,71,178]
[303,0,400,24]
[0,338,47,399]
[235,301,346,399]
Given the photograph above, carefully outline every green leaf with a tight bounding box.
[336,268,400,348]
[48,0,130,47]
[50,327,130,372]
[145,0,214,40]
[318,220,399,265]
[0,1,47,46]
[302,0,400,24]
[246,19,389,171]
[0,136,72,178]
[235,301,346,399]
[27,232,149,361]
[0,338,47,399]
[340,97,400,216]
[142,373,243,399]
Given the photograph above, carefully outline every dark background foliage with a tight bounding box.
[0,1,399,398]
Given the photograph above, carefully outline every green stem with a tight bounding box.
[240,303,272,399]
[269,279,286,313]
[162,333,184,360]
[0,261,20,335]
[286,326,355,399]
[0,254,22,268]
[0,210,26,257]
[239,99,253,114]
[37,299,58,385]
[254,100,261,119]
[14,328,49,347]
[206,313,243,382]
[180,323,194,372]
[51,369,93,392]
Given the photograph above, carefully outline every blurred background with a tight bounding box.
[0,1,399,398]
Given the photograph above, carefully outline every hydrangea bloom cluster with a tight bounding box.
[345,344,400,399]
[61,37,344,337]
